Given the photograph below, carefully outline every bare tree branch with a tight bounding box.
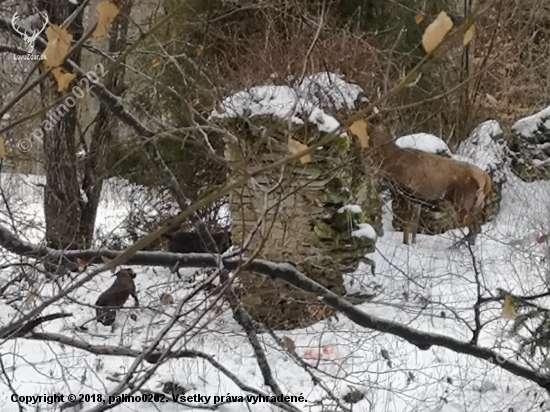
[1,224,550,392]
[2,313,72,338]
[29,332,300,412]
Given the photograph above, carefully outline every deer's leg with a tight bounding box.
[448,214,480,247]
[465,226,479,245]
[395,191,411,245]
[442,203,471,248]
[465,213,482,245]
[402,200,412,245]
[403,226,410,245]
[411,203,421,244]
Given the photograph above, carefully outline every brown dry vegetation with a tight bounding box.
[196,0,550,146]
[2,0,548,177]
[470,1,550,125]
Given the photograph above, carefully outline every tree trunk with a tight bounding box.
[36,0,134,253]
[79,0,134,247]
[38,0,83,251]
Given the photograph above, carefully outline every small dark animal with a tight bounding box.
[95,268,139,326]
[162,230,232,254]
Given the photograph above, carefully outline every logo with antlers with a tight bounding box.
[11,11,49,54]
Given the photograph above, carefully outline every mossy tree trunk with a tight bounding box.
[224,118,382,330]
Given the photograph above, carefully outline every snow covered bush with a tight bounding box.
[509,104,550,181]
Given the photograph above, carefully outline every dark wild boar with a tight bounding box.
[96,268,139,326]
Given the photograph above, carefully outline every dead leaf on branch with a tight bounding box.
[93,1,121,40]
[537,234,549,244]
[25,293,37,309]
[100,255,117,272]
[0,136,6,158]
[52,68,76,92]
[502,295,518,320]
[415,13,424,25]
[160,293,174,305]
[43,25,73,68]
[287,139,312,164]
[485,93,498,106]
[283,336,296,354]
[422,11,454,54]
[463,24,475,46]
[349,120,370,148]
[152,57,163,68]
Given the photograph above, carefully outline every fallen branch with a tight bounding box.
[1,313,72,339]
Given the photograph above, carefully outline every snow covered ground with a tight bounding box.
[0,167,548,412]
[0,70,549,411]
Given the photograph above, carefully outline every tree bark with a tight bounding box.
[78,0,134,247]
[35,0,133,253]
[38,0,83,252]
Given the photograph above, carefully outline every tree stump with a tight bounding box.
[223,117,383,330]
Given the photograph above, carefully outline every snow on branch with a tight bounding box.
[351,223,377,241]
[512,105,550,144]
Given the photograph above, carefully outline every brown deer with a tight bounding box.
[95,268,138,326]
[357,120,493,245]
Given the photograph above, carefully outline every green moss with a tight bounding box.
[330,210,357,232]
[225,142,244,162]
[313,221,334,240]
[333,135,352,157]
[505,135,550,182]
[224,113,382,328]
[313,204,376,259]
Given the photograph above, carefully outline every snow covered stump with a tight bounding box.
[211,73,383,329]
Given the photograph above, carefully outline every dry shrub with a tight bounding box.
[207,9,386,105]
[205,0,550,144]
[202,3,466,142]
[461,0,550,128]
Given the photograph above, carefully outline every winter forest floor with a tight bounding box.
[0,170,549,411]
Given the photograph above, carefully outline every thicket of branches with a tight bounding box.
[0,0,550,411]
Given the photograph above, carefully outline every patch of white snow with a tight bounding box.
[337,204,362,214]
[395,133,452,156]
[351,223,377,241]
[210,72,367,135]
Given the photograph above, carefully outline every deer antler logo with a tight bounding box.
[11,11,49,54]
